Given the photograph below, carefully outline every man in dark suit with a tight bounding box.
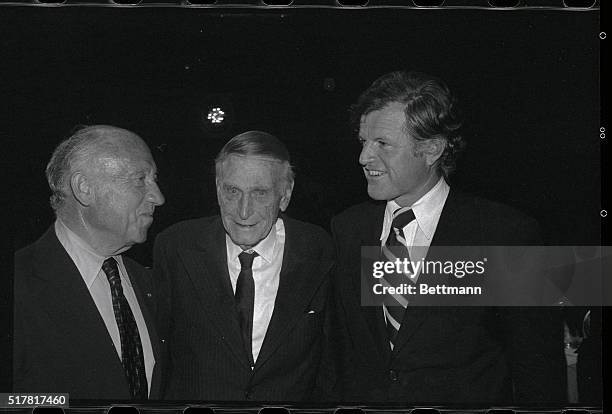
[331,71,567,404]
[154,131,334,401]
[14,125,165,400]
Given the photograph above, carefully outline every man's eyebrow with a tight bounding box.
[127,169,146,176]
[125,167,157,179]
[222,182,241,190]
[358,134,387,141]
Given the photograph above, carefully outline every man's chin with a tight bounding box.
[228,232,260,250]
[367,187,390,201]
[128,235,147,247]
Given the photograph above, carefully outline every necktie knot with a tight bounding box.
[391,208,416,231]
[102,257,121,286]
[238,251,258,270]
[387,209,416,247]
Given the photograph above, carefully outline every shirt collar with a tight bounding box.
[381,177,450,241]
[55,219,128,288]
[226,217,281,264]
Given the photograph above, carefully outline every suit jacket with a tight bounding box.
[330,189,567,405]
[153,215,334,401]
[13,226,164,401]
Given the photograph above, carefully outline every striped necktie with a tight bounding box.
[380,208,416,349]
[102,257,148,399]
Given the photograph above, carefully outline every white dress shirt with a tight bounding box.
[55,219,155,396]
[226,217,285,365]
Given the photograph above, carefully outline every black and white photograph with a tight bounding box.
[3,0,604,410]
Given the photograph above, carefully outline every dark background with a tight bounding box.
[1,4,604,403]
[4,6,600,266]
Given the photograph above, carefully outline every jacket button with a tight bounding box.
[389,369,399,382]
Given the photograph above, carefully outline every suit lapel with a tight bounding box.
[390,309,429,358]
[176,219,251,369]
[430,189,475,247]
[352,204,393,363]
[30,227,128,388]
[255,217,333,370]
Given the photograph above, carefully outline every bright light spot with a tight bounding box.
[207,107,225,124]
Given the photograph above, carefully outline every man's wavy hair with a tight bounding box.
[350,70,465,179]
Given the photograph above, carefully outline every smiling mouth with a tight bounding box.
[364,167,386,177]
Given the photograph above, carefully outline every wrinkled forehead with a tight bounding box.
[218,154,285,176]
[91,133,155,174]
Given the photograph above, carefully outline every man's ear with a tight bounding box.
[70,172,94,207]
[279,179,294,212]
[423,138,446,167]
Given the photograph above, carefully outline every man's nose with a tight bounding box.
[359,141,375,166]
[148,181,165,206]
[239,194,252,220]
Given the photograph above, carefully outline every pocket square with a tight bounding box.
[307,310,316,314]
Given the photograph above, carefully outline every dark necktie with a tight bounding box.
[381,208,416,349]
[102,257,148,400]
[236,251,258,368]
